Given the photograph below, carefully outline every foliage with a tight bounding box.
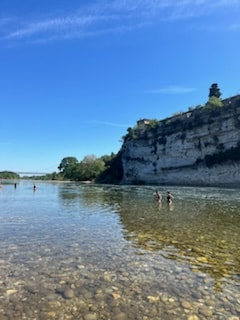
[23,152,123,183]
[172,111,184,116]
[0,171,20,179]
[195,104,203,109]
[148,119,158,129]
[205,96,223,109]
[77,155,105,181]
[57,155,105,181]
[125,127,138,140]
[22,172,63,181]
[58,157,78,173]
[66,153,124,183]
[122,119,160,142]
[205,83,223,109]
[97,152,123,183]
[209,83,222,98]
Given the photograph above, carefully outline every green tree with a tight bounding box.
[100,152,116,164]
[205,83,223,109]
[205,96,223,109]
[209,83,222,98]
[62,155,106,181]
[97,151,123,183]
[64,163,79,180]
[80,155,105,180]
[58,157,78,173]
[0,171,20,179]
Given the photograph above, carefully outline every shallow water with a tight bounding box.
[0,181,239,320]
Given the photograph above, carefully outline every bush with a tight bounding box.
[205,96,223,109]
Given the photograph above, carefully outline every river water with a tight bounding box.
[0,181,239,320]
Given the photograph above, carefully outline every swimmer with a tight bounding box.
[155,190,162,203]
[167,191,174,205]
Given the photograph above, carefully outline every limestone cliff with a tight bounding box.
[121,96,240,186]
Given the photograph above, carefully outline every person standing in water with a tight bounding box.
[155,191,162,203]
[167,191,174,205]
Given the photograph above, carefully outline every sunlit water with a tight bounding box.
[0,181,239,320]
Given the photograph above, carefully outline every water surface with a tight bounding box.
[0,181,239,319]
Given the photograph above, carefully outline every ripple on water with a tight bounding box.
[0,182,239,319]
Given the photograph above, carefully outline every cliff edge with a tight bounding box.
[121,95,240,186]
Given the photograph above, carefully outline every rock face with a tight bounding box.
[121,99,240,186]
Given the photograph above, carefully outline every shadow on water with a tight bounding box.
[58,184,240,292]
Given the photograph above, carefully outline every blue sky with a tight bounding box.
[1,0,240,174]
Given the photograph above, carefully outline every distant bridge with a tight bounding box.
[17,172,50,176]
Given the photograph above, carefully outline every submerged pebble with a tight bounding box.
[0,183,239,319]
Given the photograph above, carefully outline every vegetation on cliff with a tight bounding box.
[122,83,239,142]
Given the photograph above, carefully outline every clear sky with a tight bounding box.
[1,0,240,174]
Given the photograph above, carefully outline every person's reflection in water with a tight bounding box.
[155,198,162,210]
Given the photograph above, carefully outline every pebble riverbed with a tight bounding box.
[0,182,239,320]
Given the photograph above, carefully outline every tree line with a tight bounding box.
[0,171,20,180]
[23,152,123,183]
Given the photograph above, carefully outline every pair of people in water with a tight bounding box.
[155,190,174,205]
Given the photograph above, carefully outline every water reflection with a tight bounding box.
[58,183,123,210]
[0,182,239,319]
[113,186,240,291]
[57,184,240,291]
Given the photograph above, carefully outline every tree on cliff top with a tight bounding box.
[205,83,223,108]
[209,83,222,98]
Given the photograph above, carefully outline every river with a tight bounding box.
[0,181,239,319]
